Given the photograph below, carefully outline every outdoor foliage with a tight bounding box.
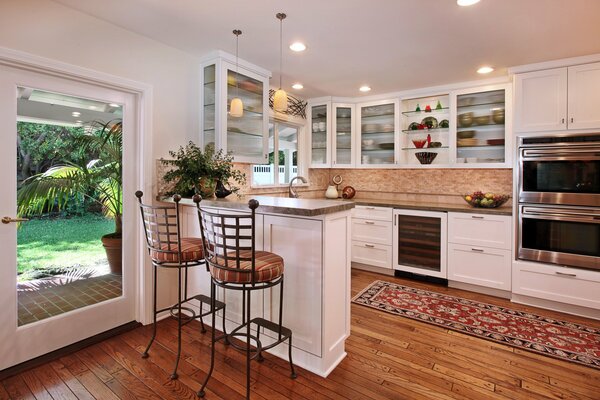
[17,120,123,234]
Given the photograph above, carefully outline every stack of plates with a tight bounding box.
[457,138,478,147]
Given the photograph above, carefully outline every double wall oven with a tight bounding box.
[517,134,600,271]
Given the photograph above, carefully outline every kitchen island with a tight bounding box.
[169,196,355,377]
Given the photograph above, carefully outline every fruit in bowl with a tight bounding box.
[463,191,510,208]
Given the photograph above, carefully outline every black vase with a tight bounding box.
[215,180,232,198]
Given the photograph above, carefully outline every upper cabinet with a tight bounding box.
[308,101,357,168]
[201,54,271,164]
[514,61,600,133]
[357,99,400,167]
[453,84,511,166]
[307,101,331,168]
[332,103,356,168]
[400,94,450,167]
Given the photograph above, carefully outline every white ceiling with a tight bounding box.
[53,0,600,99]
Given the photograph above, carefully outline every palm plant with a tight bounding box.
[17,120,123,235]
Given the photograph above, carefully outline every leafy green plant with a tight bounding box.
[17,120,123,235]
[161,142,246,197]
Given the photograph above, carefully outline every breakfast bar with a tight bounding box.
[169,196,355,377]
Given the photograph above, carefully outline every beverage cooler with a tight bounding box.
[393,209,447,279]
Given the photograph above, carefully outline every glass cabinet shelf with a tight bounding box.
[401,146,449,151]
[402,128,449,134]
[401,107,449,117]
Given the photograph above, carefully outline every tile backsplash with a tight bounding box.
[157,159,512,203]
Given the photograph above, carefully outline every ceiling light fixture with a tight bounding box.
[109,103,120,107]
[477,66,494,74]
[289,42,306,52]
[230,29,244,118]
[292,83,303,90]
[457,0,480,6]
[72,111,81,117]
[273,12,288,113]
[359,85,371,92]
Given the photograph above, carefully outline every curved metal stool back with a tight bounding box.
[194,195,296,399]
[135,191,226,380]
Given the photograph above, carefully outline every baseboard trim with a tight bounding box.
[0,320,141,380]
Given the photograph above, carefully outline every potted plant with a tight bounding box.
[17,120,124,274]
[161,142,246,198]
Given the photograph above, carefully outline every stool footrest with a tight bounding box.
[192,295,226,316]
[251,317,292,339]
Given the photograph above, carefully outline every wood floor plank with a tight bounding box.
[31,364,77,400]
[0,383,10,400]
[1,376,36,400]
[19,370,52,400]
[74,369,120,400]
[48,360,95,400]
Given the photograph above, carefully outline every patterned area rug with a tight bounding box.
[352,280,600,370]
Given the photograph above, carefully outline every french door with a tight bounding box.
[0,64,137,370]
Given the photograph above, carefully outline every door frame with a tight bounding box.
[0,46,154,327]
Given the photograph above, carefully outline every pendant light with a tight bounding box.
[273,12,288,113]
[230,29,244,118]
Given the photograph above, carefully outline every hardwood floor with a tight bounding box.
[3,269,600,399]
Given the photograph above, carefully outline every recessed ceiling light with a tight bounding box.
[289,42,306,52]
[477,66,494,74]
[359,86,371,92]
[72,111,81,117]
[109,103,120,107]
[457,0,480,6]
[292,83,304,90]
[76,120,83,124]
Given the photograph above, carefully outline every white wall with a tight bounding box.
[0,0,201,161]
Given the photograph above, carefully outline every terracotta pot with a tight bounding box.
[101,234,122,275]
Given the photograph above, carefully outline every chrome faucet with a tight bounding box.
[288,176,307,198]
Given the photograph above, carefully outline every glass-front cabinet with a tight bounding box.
[332,103,355,167]
[400,94,450,166]
[453,84,511,166]
[307,101,331,168]
[357,99,400,167]
[201,54,270,164]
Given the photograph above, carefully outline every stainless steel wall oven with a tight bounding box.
[517,134,600,271]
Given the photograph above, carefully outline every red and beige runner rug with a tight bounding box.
[352,280,600,369]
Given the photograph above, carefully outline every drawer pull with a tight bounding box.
[364,221,375,225]
[365,207,375,210]
[471,248,484,252]
[471,216,484,219]
[364,244,375,248]
[555,271,577,277]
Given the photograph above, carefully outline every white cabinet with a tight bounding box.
[332,103,356,167]
[514,62,600,132]
[351,205,393,270]
[357,99,400,167]
[307,101,331,168]
[513,261,600,310]
[201,53,271,163]
[308,101,356,168]
[447,212,511,291]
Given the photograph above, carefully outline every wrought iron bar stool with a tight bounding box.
[136,191,227,380]
[193,195,296,399]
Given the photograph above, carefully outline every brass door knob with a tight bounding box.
[1,217,29,224]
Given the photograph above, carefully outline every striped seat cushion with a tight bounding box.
[150,237,204,262]
[209,250,284,284]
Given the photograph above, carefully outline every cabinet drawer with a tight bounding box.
[513,262,600,309]
[351,241,392,269]
[448,212,511,250]
[352,219,392,245]
[448,244,511,291]
[353,205,393,221]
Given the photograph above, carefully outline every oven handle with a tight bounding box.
[521,148,600,160]
[521,207,600,223]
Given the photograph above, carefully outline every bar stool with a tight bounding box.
[135,191,227,380]
[193,195,296,399]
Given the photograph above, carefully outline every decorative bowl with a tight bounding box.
[457,130,476,139]
[458,112,474,127]
[429,141,442,148]
[439,119,449,128]
[463,191,510,208]
[415,152,438,165]
[412,139,427,148]
[474,115,491,125]
[342,186,356,199]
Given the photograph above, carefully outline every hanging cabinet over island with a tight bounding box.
[201,51,271,164]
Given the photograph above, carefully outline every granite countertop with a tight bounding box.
[351,198,513,215]
[162,195,356,217]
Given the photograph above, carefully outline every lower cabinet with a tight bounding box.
[351,205,393,270]
[447,244,511,290]
[351,241,392,269]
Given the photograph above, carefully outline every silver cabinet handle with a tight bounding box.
[555,271,577,277]
[471,248,484,252]
[365,244,375,248]
[365,207,375,210]
[364,221,375,225]
[471,216,484,219]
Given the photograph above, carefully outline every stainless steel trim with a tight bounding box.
[518,192,600,207]
[517,247,599,270]
[521,205,600,223]
[522,147,600,156]
[518,133,600,147]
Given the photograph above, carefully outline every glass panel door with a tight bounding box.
[360,103,396,165]
[310,104,329,166]
[226,69,264,161]
[456,89,506,164]
[333,105,354,167]
[203,64,216,149]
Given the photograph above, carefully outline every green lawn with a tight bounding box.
[17,214,114,281]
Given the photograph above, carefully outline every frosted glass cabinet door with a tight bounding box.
[308,102,331,168]
[332,104,355,167]
[357,100,399,167]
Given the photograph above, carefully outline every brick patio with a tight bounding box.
[17,273,122,326]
